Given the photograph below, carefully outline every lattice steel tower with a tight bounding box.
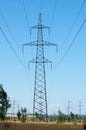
[23,14,57,120]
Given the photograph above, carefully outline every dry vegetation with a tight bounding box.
[0,122,83,130]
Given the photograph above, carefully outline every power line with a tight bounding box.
[58,19,86,65]
[60,0,86,50]
[22,0,33,87]
[0,8,30,84]
[23,0,29,29]
[22,51,32,87]
[0,26,25,67]
[0,2,37,92]
[50,0,58,26]
[0,9,21,50]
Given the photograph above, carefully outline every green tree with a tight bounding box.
[0,84,11,120]
[57,110,66,123]
[70,112,75,121]
[35,112,39,119]
[17,110,21,120]
[21,107,27,122]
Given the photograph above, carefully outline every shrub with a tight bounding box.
[21,108,27,122]
[83,123,86,129]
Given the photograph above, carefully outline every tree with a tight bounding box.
[17,110,21,120]
[70,112,75,121]
[0,84,11,120]
[57,110,66,123]
[21,107,27,122]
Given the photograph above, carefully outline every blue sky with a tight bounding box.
[0,0,86,115]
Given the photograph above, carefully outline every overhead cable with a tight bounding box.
[58,19,86,65]
[23,0,29,29]
[0,9,21,50]
[0,27,25,68]
[60,0,86,50]
[51,0,58,26]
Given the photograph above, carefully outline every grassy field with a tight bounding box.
[0,122,83,130]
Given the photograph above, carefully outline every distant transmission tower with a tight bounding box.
[78,101,82,116]
[67,100,71,116]
[23,13,57,120]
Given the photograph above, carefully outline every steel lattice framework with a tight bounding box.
[23,14,57,120]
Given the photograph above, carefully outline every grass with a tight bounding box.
[0,122,83,130]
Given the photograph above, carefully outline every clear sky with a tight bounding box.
[0,0,86,115]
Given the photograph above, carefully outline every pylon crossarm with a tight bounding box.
[29,58,36,63]
[28,58,52,64]
[30,25,45,35]
[43,40,57,46]
[30,25,50,37]
[44,58,52,63]
[30,26,38,31]
[22,41,37,53]
[30,26,39,36]
[30,24,50,30]
[43,40,58,53]
[41,25,50,36]
[23,41,37,46]
[41,25,50,30]
[28,58,36,70]
[44,58,52,70]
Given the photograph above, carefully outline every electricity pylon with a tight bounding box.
[78,101,82,116]
[23,13,57,120]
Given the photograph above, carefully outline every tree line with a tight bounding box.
[1,83,86,124]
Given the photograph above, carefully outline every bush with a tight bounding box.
[83,123,86,129]
[21,114,27,122]
[21,108,27,122]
